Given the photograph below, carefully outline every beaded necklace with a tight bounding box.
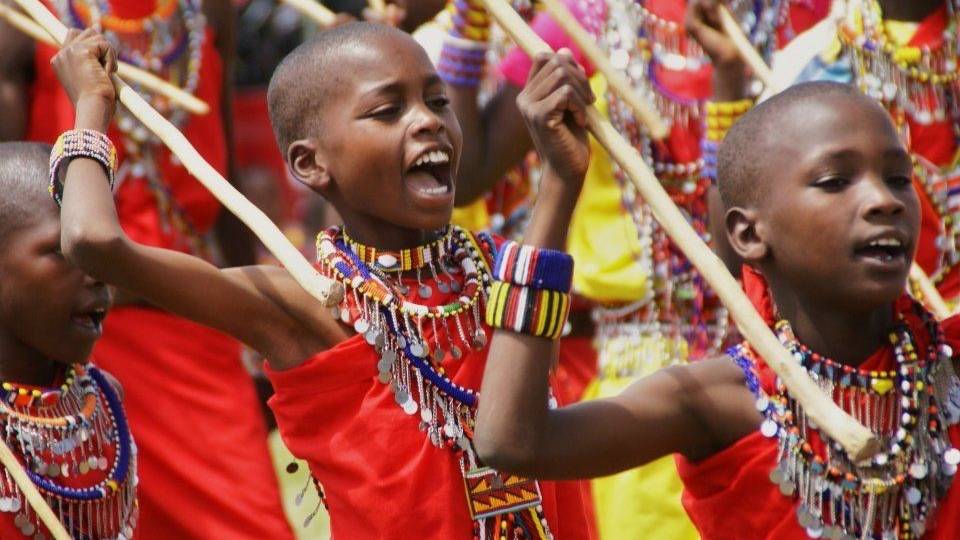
[730,299,960,539]
[0,364,138,539]
[57,0,211,259]
[836,0,960,284]
[316,226,553,539]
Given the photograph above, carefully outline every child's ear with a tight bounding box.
[725,206,768,263]
[287,139,331,192]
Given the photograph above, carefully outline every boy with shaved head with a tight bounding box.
[475,81,960,539]
[54,23,594,539]
[0,141,137,539]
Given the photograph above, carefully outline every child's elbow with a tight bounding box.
[473,431,539,475]
[61,223,124,270]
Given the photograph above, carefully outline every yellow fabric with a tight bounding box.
[583,336,699,540]
[451,198,491,231]
[883,19,919,46]
[268,430,331,540]
[568,76,651,302]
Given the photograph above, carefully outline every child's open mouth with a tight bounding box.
[853,236,907,267]
[404,149,453,201]
[71,309,107,337]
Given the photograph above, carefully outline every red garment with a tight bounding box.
[676,268,960,539]
[554,335,598,404]
[26,3,294,538]
[266,293,595,539]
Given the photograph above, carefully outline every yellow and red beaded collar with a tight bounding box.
[342,228,452,273]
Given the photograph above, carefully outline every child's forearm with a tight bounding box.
[60,99,128,282]
[474,174,576,473]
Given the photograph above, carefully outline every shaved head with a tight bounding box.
[266,22,410,154]
[0,142,54,245]
[717,81,884,209]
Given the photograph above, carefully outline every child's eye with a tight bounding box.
[813,176,849,191]
[369,104,401,118]
[887,175,912,189]
[427,96,450,109]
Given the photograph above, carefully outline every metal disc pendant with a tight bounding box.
[760,419,778,438]
[378,371,392,384]
[432,347,444,362]
[472,329,487,349]
[806,525,823,539]
[443,423,458,438]
[399,284,410,295]
[365,329,380,345]
[450,345,462,359]
[420,408,433,423]
[450,281,462,293]
[779,480,796,496]
[437,281,450,294]
[354,319,370,334]
[418,284,433,299]
[410,342,426,358]
[395,389,409,406]
[377,357,392,373]
[768,468,783,485]
[402,399,418,415]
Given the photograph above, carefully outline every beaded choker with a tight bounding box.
[316,226,552,539]
[731,299,960,539]
[0,364,138,539]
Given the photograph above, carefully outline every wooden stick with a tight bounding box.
[0,2,209,116]
[368,0,387,17]
[717,6,777,90]
[717,4,953,320]
[480,0,880,461]
[14,0,344,308]
[278,0,337,27]
[539,0,668,140]
[0,439,71,539]
[911,265,952,320]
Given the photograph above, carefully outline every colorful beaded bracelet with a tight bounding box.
[492,241,574,293]
[485,281,571,340]
[49,129,118,207]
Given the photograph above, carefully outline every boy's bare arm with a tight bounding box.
[55,29,340,369]
[0,16,34,141]
[476,51,759,477]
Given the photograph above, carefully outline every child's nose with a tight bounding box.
[861,179,906,219]
[409,103,443,135]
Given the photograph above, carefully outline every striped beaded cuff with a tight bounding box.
[485,281,571,340]
[704,99,753,143]
[492,241,574,293]
[701,139,719,186]
[438,37,488,88]
[49,129,117,207]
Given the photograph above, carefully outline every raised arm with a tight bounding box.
[474,51,760,479]
[0,12,34,141]
[54,29,339,369]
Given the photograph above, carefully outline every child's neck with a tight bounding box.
[0,332,60,387]
[767,284,893,367]
[877,0,943,22]
[340,217,445,251]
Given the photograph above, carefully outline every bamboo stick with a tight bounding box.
[480,0,880,461]
[278,0,336,27]
[717,5,952,320]
[0,2,209,116]
[539,0,668,140]
[716,5,777,90]
[13,0,343,308]
[0,433,71,539]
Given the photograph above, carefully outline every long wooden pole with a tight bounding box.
[717,5,952,320]
[539,0,667,140]
[14,0,343,308]
[278,0,337,27]
[0,2,210,115]
[0,429,71,539]
[480,0,879,461]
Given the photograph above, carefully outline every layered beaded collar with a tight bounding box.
[731,298,960,539]
[314,226,554,539]
[0,363,137,539]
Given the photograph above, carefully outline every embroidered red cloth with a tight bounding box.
[265,274,595,539]
[676,267,960,539]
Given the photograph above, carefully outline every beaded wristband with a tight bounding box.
[49,129,118,207]
[492,241,574,292]
[485,281,571,340]
[701,139,719,186]
[438,0,490,88]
